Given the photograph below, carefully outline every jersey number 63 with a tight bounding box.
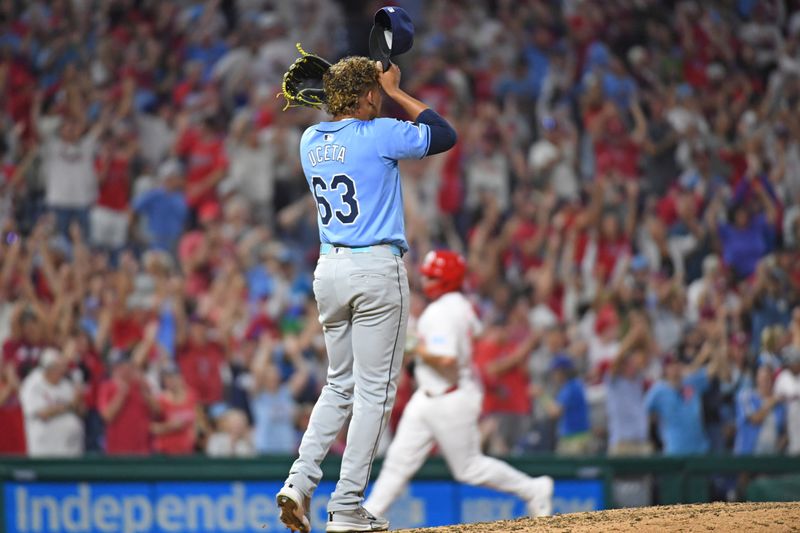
[312,173,360,225]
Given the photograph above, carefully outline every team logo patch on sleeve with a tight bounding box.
[428,335,448,347]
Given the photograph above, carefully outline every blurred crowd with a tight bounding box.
[1,0,800,462]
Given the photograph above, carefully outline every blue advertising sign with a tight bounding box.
[4,478,603,532]
[459,479,605,521]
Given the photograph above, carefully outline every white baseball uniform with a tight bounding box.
[364,291,550,516]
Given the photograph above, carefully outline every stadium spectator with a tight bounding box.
[522,323,569,452]
[70,329,106,453]
[735,366,785,455]
[638,95,679,197]
[0,305,46,455]
[775,346,800,454]
[173,115,228,220]
[177,230,212,301]
[792,308,800,352]
[223,104,302,223]
[33,96,110,240]
[474,314,535,455]
[606,349,651,456]
[584,303,622,377]
[176,315,226,407]
[91,123,137,253]
[19,348,84,457]
[250,335,308,454]
[537,354,591,456]
[704,332,750,452]
[743,254,799,355]
[131,160,189,255]
[648,276,688,357]
[151,364,198,455]
[464,113,512,213]
[756,325,786,370]
[3,306,46,382]
[206,407,255,457]
[98,349,158,455]
[644,336,726,455]
[709,171,778,280]
[527,116,579,201]
[221,335,258,422]
[685,255,724,325]
[0,357,24,455]
[677,145,729,204]
[224,113,277,226]
[135,100,176,171]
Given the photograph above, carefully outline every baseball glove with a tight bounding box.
[279,43,332,110]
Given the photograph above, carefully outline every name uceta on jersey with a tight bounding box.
[308,144,347,167]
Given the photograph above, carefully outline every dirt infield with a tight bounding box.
[398,502,800,532]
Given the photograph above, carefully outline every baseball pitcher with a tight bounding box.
[275,55,457,533]
[364,251,554,519]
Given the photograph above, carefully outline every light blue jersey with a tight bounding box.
[300,117,431,252]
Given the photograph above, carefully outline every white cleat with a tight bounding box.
[527,475,554,517]
[276,484,311,533]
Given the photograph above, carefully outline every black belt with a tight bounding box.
[424,384,458,398]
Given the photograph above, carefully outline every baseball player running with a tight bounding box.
[276,58,457,533]
[364,250,554,520]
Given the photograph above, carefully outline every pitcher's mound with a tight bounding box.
[398,501,800,532]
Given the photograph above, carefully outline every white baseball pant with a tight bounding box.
[365,382,539,516]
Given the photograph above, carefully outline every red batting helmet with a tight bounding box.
[419,250,466,299]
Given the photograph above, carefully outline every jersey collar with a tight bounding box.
[316,118,359,133]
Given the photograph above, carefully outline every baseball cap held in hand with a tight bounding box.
[369,6,415,72]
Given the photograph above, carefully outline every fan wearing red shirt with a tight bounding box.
[98,350,159,455]
[151,366,198,455]
[0,362,25,455]
[594,115,640,181]
[406,57,454,116]
[176,316,225,406]
[500,190,548,274]
[71,330,106,452]
[3,56,36,140]
[107,294,156,352]
[90,129,137,250]
[177,231,212,300]
[474,318,538,454]
[593,211,632,283]
[172,62,204,108]
[173,116,228,217]
[585,101,641,181]
[0,309,46,454]
[437,141,463,215]
[579,179,636,284]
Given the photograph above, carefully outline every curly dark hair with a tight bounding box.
[323,56,379,117]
